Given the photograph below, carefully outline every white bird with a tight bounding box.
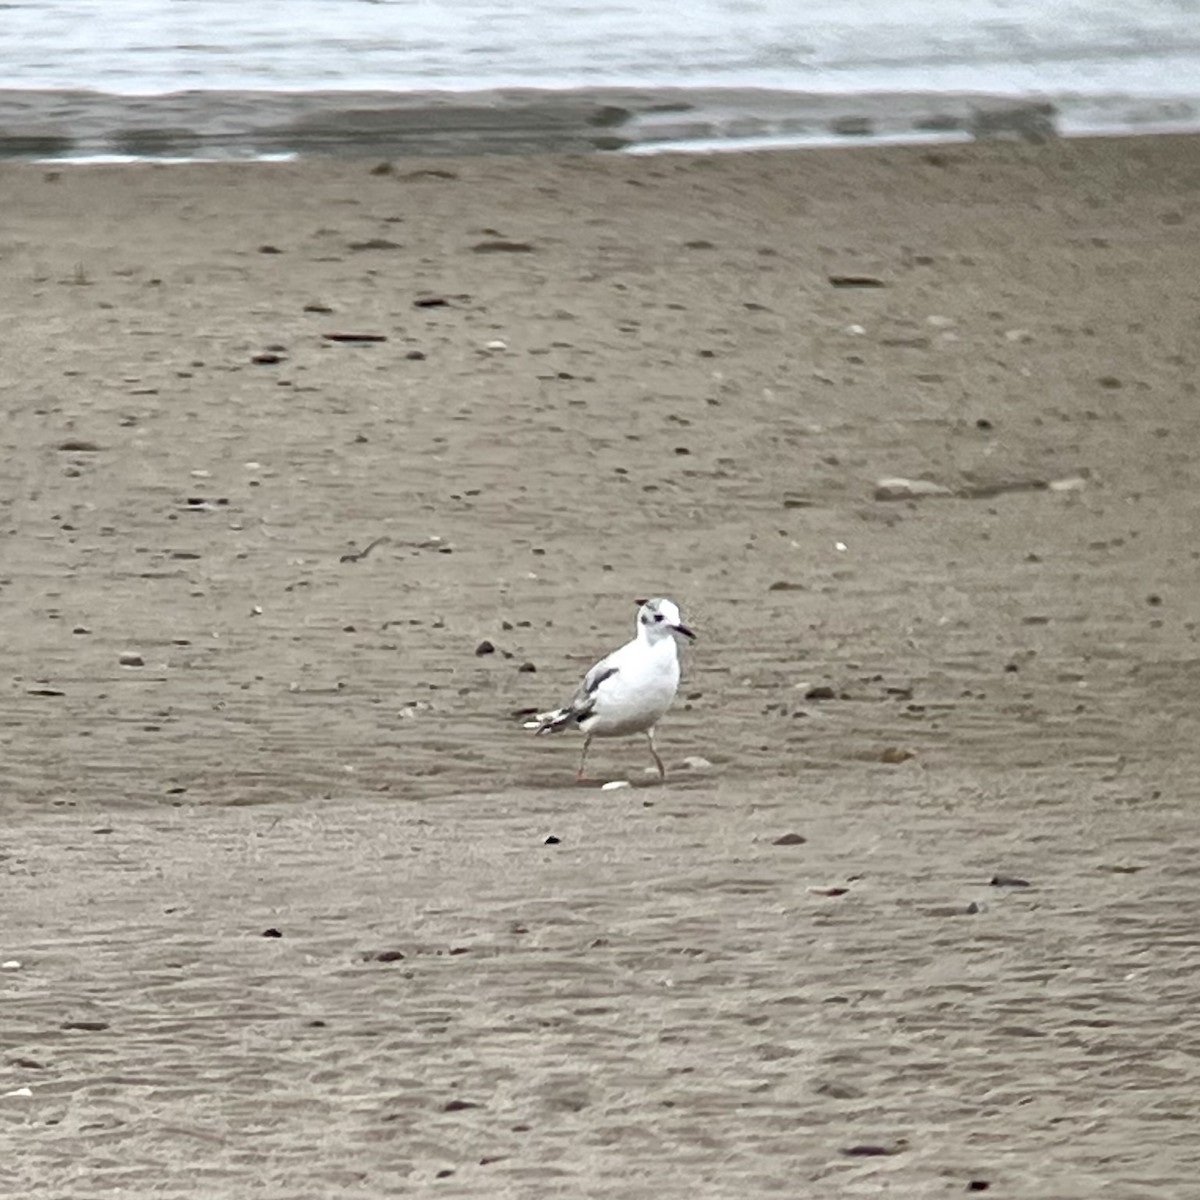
[524,597,697,781]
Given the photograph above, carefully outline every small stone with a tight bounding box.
[989,874,1031,888]
[1048,476,1087,492]
[475,640,496,656]
[518,661,537,673]
[828,274,885,288]
[262,928,283,938]
[119,652,144,667]
[544,835,561,844]
[680,755,712,771]
[805,685,836,701]
[57,437,101,452]
[773,832,807,846]
[879,746,914,764]
[373,950,405,962]
[600,780,632,791]
[874,477,953,501]
[472,241,534,254]
[485,339,508,350]
[842,1140,907,1157]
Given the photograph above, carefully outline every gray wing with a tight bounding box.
[524,648,623,733]
[570,662,619,718]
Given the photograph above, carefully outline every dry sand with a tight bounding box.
[2,135,1199,1197]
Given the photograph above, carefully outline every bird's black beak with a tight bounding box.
[674,623,697,641]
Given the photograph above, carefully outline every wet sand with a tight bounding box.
[3,134,1200,1196]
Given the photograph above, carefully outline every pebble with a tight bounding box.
[680,755,713,771]
[874,477,953,501]
[118,652,144,667]
[475,640,496,656]
[600,780,632,791]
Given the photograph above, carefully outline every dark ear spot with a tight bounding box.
[634,597,648,607]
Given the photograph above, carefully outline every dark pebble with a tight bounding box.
[262,928,283,938]
[472,240,535,254]
[518,662,537,673]
[61,1020,109,1032]
[475,640,496,656]
[443,1099,480,1112]
[405,350,426,360]
[990,874,1031,888]
[773,832,807,846]
[967,1183,991,1193]
[805,685,836,700]
[828,274,886,288]
[544,835,561,845]
[414,296,448,308]
[374,950,405,962]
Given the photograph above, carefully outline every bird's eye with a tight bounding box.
[653,613,664,623]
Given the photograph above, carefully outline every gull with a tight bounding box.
[524,597,696,781]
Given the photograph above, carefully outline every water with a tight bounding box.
[3,0,1199,157]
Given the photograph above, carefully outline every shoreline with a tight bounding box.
[2,84,1197,162]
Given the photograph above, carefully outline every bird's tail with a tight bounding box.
[523,707,573,735]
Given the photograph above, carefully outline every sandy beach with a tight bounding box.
[3,134,1200,1196]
